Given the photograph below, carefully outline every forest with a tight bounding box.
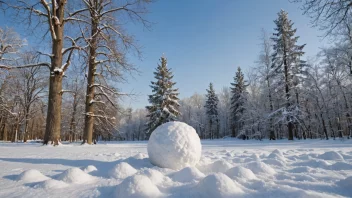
[1,0,352,144]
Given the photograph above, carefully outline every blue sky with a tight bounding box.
[119,0,328,109]
[0,0,328,109]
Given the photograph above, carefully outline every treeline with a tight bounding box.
[120,5,352,141]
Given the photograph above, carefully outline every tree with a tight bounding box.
[230,67,248,138]
[146,56,180,135]
[15,52,47,142]
[1,0,83,145]
[271,10,306,140]
[293,0,352,36]
[205,83,219,139]
[0,27,25,66]
[79,0,151,144]
[258,29,276,140]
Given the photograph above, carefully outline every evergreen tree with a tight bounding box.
[230,67,248,138]
[271,10,306,140]
[146,56,180,135]
[204,83,220,139]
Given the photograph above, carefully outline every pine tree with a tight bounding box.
[146,56,180,135]
[204,83,220,139]
[271,10,306,141]
[230,67,248,138]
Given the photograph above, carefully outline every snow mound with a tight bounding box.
[337,176,352,189]
[196,173,244,198]
[293,159,331,168]
[17,169,49,183]
[137,169,169,184]
[171,167,205,182]
[225,166,257,180]
[329,162,352,170]
[250,154,261,160]
[245,161,276,175]
[115,175,162,198]
[289,166,316,173]
[318,151,344,161]
[57,167,95,184]
[133,153,148,159]
[271,149,284,156]
[268,152,286,162]
[262,159,286,167]
[83,165,97,173]
[34,179,68,189]
[147,121,202,170]
[198,160,233,173]
[110,162,137,179]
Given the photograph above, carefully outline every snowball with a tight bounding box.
[318,151,344,161]
[35,179,68,189]
[196,173,243,198]
[109,162,137,179]
[245,161,276,175]
[115,175,162,198]
[57,168,95,184]
[171,167,205,182]
[83,165,97,173]
[147,121,202,170]
[17,169,49,182]
[225,166,257,180]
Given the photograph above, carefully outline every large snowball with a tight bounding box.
[147,121,202,170]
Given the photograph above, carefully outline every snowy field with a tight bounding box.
[0,140,352,198]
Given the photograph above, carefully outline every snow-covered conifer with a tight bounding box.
[146,56,180,135]
[271,10,306,140]
[230,67,248,138]
[204,83,220,139]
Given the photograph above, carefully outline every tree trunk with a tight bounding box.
[43,73,63,145]
[284,53,293,140]
[42,0,66,146]
[23,112,29,142]
[83,18,98,145]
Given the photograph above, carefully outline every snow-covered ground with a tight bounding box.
[0,139,351,198]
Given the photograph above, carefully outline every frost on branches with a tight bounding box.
[146,56,180,135]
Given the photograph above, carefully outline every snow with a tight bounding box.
[170,167,205,182]
[56,167,96,184]
[195,173,244,197]
[0,139,352,198]
[114,175,162,198]
[147,121,202,170]
[245,161,277,175]
[34,179,69,189]
[225,166,257,180]
[318,151,344,161]
[16,169,49,183]
[109,162,137,179]
[83,165,97,173]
